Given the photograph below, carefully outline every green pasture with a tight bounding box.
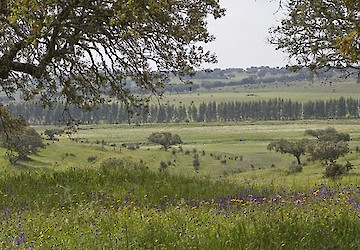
[14,120,360,188]
[162,78,360,105]
[2,120,360,248]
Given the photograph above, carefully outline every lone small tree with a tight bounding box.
[148,132,182,150]
[267,138,309,165]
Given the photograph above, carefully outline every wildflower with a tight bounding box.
[14,233,26,245]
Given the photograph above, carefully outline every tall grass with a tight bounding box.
[1,160,360,248]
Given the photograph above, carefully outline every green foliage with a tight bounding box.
[2,127,44,164]
[307,141,349,165]
[269,0,360,75]
[305,127,350,165]
[324,162,351,178]
[0,0,224,111]
[267,138,309,165]
[305,127,350,142]
[148,132,182,150]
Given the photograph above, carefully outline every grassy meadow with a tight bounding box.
[2,77,360,248]
[0,120,359,248]
[163,77,360,105]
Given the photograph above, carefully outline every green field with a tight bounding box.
[1,120,360,248]
[2,76,360,248]
[162,77,360,105]
[13,120,360,186]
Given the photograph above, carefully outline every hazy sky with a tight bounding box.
[204,0,288,69]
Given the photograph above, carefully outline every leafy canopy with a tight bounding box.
[267,138,309,165]
[148,132,182,150]
[0,0,224,109]
[269,0,360,74]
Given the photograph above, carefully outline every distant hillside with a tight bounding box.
[166,66,358,93]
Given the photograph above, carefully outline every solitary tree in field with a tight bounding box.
[269,0,360,80]
[148,132,182,150]
[267,138,309,165]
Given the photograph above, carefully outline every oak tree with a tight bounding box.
[0,0,224,112]
[2,127,45,164]
[149,132,182,150]
[267,138,309,165]
[269,0,360,79]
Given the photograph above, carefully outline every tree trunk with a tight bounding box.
[296,155,301,165]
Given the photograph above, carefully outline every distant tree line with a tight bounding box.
[6,97,360,125]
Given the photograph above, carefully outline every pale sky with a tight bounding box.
[204,0,288,69]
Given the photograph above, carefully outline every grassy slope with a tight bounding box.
[8,120,360,190]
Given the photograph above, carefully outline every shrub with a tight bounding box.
[159,161,168,172]
[288,162,302,173]
[148,132,182,150]
[193,153,200,171]
[184,149,191,155]
[324,162,352,178]
[88,156,97,163]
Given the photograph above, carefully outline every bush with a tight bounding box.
[288,162,302,173]
[88,156,97,163]
[193,153,200,171]
[159,161,168,172]
[324,163,351,178]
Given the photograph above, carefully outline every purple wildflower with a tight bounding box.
[14,233,26,246]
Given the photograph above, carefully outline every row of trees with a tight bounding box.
[6,97,360,125]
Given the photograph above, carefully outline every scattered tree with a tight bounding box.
[305,127,350,165]
[148,132,182,150]
[304,127,350,142]
[307,141,349,165]
[267,138,309,165]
